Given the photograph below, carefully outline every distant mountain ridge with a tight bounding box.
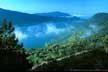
[35,11,71,17]
[0,8,81,25]
[0,8,55,25]
[90,13,108,23]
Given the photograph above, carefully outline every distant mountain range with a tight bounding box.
[0,8,81,25]
[77,12,108,26]
[34,11,71,17]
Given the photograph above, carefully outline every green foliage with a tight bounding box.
[0,18,31,71]
[0,18,24,51]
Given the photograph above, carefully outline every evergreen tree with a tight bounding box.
[0,18,23,50]
[0,18,31,71]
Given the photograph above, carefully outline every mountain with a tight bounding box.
[0,8,81,25]
[75,12,108,28]
[35,11,71,17]
[90,13,108,23]
[0,8,53,25]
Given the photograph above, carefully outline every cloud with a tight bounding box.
[26,24,73,38]
[73,13,85,17]
[89,24,97,29]
[14,30,28,40]
[35,32,43,37]
[14,23,73,39]
[46,24,65,34]
[80,30,92,38]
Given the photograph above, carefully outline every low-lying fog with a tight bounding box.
[14,21,100,48]
[14,22,75,48]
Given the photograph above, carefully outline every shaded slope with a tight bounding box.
[31,48,108,71]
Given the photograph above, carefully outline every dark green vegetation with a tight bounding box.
[0,13,108,71]
[31,48,108,71]
[0,18,31,71]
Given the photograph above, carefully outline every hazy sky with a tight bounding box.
[0,0,108,15]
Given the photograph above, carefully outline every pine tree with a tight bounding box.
[0,19,31,71]
[0,18,23,51]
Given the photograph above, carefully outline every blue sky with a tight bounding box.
[0,0,108,15]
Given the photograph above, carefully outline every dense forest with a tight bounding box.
[0,13,108,71]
